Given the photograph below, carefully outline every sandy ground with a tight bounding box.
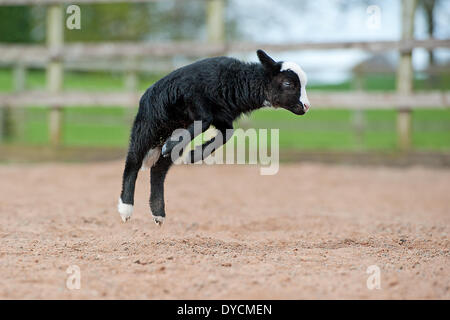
[0,161,448,299]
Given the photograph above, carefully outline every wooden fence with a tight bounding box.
[1,91,449,109]
[0,0,449,150]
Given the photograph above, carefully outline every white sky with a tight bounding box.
[228,0,450,83]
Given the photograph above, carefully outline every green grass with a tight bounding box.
[19,107,133,147]
[362,73,450,91]
[241,108,450,151]
[0,69,13,92]
[1,68,449,151]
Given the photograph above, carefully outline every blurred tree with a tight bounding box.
[0,6,33,43]
[141,0,239,42]
[146,0,206,41]
[62,3,152,42]
[24,0,238,43]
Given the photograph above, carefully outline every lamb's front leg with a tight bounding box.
[161,118,212,158]
[150,155,173,226]
[186,125,234,163]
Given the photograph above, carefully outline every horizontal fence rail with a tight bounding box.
[1,39,449,62]
[1,91,449,108]
[1,60,450,75]
[0,59,175,73]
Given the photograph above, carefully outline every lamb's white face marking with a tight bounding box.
[280,61,310,112]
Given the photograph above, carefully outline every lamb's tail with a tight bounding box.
[141,147,161,171]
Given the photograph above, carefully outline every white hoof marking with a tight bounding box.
[153,215,165,226]
[118,198,133,222]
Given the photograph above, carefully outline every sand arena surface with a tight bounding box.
[0,161,449,299]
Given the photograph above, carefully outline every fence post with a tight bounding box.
[206,0,225,44]
[47,4,64,147]
[124,59,138,124]
[0,63,25,143]
[0,101,11,143]
[0,104,4,143]
[396,0,417,151]
[125,70,138,93]
[13,62,27,141]
[14,62,26,92]
[352,70,365,149]
[206,0,229,138]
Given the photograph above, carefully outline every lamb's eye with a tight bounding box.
[282,81,291,87]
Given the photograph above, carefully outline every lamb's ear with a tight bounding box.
[257,49,279,74]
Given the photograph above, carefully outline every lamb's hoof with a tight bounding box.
[161,144,170,157]
[162,139,182,158]
[118,198,133,223]
[153,215,165,226]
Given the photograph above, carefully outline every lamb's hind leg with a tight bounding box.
[118,121,153,222]
[150,155,173,226]
[118,153,143,222]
